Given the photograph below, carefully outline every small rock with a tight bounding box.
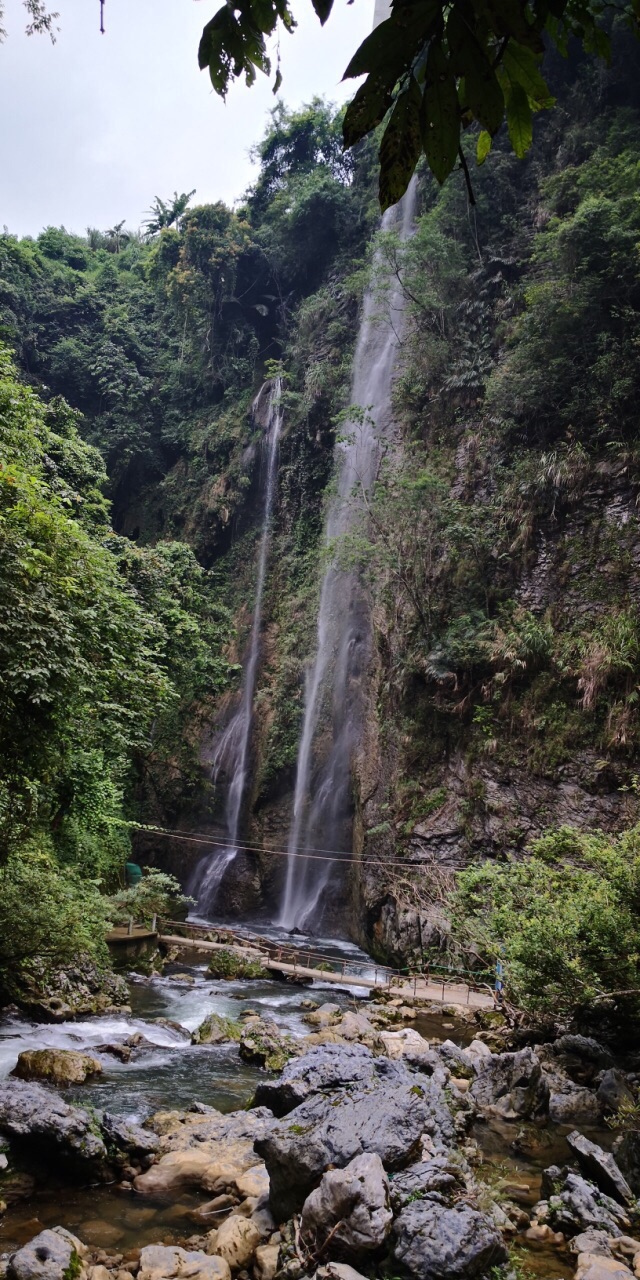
[525,1223,566,1246]
[8,1228,85,1280]
[575,1253,634,1280]
[206,1218,261,1271]
[252,1245,279,1280]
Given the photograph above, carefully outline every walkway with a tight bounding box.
[157,922,496,1010]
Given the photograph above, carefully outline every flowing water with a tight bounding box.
[278,181,419,932]
[188,380,283,915]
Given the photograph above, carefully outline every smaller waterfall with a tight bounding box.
[278,182,418,933]
[190,379,283,914]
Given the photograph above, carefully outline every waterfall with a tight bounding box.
[278,181,418,933]
[190,378,283,914]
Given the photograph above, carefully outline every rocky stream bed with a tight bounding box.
[1,940,640,1280]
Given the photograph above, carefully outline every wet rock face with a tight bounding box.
[254,1057,454,1221]
[300,1153,392,1258]
[0,1080,107,1169]
[11,1050,103,1086]
[392,1199,508,1280]
[8,1227,85,1280]
[469,1048,549,1120]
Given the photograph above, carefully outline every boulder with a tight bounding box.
[300,1153,392,1258]
[138,1245,231,1280]
[614,1134,640,1197]
[437,1041,475,1080]
[315,1266,368,1280]
[389,1158,465,1212]
[101,1114,159,1162]
[239,1020,297,1072]
[553,1036,614,1073]
[192,1015,241,1047]
[469,1048,548,1120]
[255,1060,454,1220]
[393,1199,507,1280]
[547,1078,602,1125]
[304,1004,341,1028]
[205,1217,262,1270]
[575,1254,634,1280]
[570,1231,613,1257]
[252,1045,379,1118]
[598,1072,635,1117]
[11,1050,102,1086]
[537,1167,631,1236]
[379,1030,434,1063]
[0,1081,107,1168]
[566,1133,634,1206]
[8,1228,86,1280]
[134,1106,273,1198]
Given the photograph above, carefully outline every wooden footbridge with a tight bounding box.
[155,919,496,1010]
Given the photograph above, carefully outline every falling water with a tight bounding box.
[190,379,283,914]
[278,181,418,932]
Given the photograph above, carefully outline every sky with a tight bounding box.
[0,0,372,237]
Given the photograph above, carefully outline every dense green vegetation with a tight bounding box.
[3,39,640,1026]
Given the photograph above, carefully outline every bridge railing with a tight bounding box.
[158,918,495,1003]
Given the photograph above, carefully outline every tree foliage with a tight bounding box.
[198,0,638,207]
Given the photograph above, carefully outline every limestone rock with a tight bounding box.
[575,1253,634,1280]
[8,1228,85,1280]
[11,1050,102,1086]
[393,1199,508,1280]
[138,1245,230,1280]
[206,1217,261,1270]
[191,1015,241,1047]
[252,1045,378,1118]
[389,1158,465,1212]
[253,1245,279,1280]
[566,1132,634,1206]
[547,1080,602,1125]
[570,1231,613,1257]
[255,1058,454,1220]
[239,1020,296,1072]
[134,1107,273,1197]
[597,1072,635,1117]
[303,1005,341,1029]
[437,1041,475,1080]
[536,1168,631,1236]
[300,1153,392,1258]
[0,1080,107,1167]
[469,1048,548,1120]
[379,1029,433,1062]
[614,1133,640,1197]
[101,1114,159,1161]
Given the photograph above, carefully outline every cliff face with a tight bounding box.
[5,60,640,964]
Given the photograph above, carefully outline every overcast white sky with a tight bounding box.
[0,0,371,237]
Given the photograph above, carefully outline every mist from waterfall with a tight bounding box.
[278,182,418,933]
[190,379,283,915]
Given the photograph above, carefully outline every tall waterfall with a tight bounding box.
[278,183,418,932]
[190,379,283,914]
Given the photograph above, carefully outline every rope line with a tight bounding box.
[127,821,463,873]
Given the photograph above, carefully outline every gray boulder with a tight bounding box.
[614,1132,640,1197]
[255,1062,454,1220]
[547,1080,601,1124]
[597,1071,635,1116]
[101,1112,160,1161]
[0,1080,106,1168]
[437,1041,475,1080]
[469,1048,548,1120]
[300,1153,392,1258]
[537,1167,631,1236]
[566,1132,634,1206]
[390,1157,465,1212]
[393,1199,508,1280]
[253,1045,378,1118]
[553,1037,614,1071]
[8,1228,85,1280]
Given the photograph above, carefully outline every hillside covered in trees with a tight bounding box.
[3,26,640,1025]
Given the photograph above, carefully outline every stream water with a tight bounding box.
[0,944,615,1274]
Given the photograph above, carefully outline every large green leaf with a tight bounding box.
[502,40,555,108]
[343,74,395,149]
[343,0,440,81]
[420,40,460,184]
[379,75,423,211]
[446,10,504,134]
[506,80,533,157]
[477,128,492,163]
